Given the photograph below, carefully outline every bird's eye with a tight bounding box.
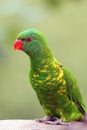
[26,38,32,42]
[21,38,32,42]
[21,38,25,41]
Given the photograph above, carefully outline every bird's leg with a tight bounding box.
[35,116,70,125]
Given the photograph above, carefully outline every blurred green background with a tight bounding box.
[0,0,87,119]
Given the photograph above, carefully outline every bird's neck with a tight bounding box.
[30,50,56,72]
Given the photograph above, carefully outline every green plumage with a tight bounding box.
[15,29,87,122]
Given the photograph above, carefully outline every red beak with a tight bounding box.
[14,39,23,50]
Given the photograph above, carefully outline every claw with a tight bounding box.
[35,116,70,125]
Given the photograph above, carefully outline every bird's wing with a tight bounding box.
[62,66,87,114]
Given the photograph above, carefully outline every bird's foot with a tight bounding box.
[35,116,70,125]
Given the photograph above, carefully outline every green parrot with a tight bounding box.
[13,29,87,125]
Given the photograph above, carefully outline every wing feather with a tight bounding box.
[62,67,87,114]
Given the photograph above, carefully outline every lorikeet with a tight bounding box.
[14,29,87,124]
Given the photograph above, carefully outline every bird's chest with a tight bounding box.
[29,67,67,106]
[30,71,55,90]
[29,67,65,93]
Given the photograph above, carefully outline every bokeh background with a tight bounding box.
[0,0,87,119]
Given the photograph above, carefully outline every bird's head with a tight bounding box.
[14,29,49,59]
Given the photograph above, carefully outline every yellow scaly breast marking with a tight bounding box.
[58,79,63,83]
[34,83,38,87]
[40,69,47,73]
[46,76,51,81]
[52,77,57,81]
[53,64,58,68]
[57,89,66,94]
[62,80,66,85]
[38,80,43,84]
[46,82,51,85]
[44,64,49,68]
[58,79,66,85]
[33,74,39,77]
[57,68,64,81]
[57,67,66,85]
[57,84,66,94]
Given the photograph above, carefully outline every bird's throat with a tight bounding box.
[30,53,55,72]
